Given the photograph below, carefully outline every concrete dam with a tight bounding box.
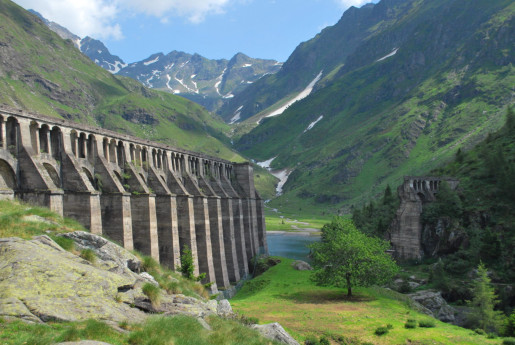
[0,106,268,291]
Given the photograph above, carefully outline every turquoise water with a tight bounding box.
[266,233,320,262]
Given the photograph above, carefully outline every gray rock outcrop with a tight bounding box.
[0,236,146,323]
[251,323,300,345]
[0,235,237,324]
[291,260,312,271]
[408,290,456,323]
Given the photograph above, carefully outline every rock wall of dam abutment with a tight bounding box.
[0,106,267,292]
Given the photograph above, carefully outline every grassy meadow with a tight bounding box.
[231,258,500,345]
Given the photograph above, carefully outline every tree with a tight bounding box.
[179,244,195,280]
[467,262,505,334]
[310,217,399,297]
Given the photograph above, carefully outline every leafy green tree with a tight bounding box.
[310,217,399,297]
[467,262,505,334]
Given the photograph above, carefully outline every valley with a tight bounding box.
[0,0,514,344]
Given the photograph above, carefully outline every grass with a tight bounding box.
[0,316,282,345]
[142,283,161,307]
[264,209,329,232]
[0,199,86,239]
[230,257,500,345]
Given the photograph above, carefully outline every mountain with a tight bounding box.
[235,0,514,215]
[219,0,414,123]
[29,10,127,73]
[0,0,240,161]
[33,10,282,114]
[116,51,282,114]
[80,36,127,74]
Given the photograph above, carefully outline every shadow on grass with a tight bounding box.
[277,290,375,304]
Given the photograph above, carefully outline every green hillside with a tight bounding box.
[220,0,430,124]
[0,0,240,161]
[235,0,514,216]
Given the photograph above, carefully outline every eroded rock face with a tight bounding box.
[0,235,234,325]
[408,290,456,323]
[0,236,146,323]
[59,231,142,276]
[251,323,300,345]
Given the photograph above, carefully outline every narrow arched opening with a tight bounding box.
[0,159,16,190]
[50,127,62,160]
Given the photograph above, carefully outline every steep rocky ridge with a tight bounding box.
[235,0,514,214]
[219,0,415,123]
[117,51,281,113]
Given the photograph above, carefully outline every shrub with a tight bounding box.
[487,333,497,339]
[405,319,417,329]
[386,324,393,329]
[80,248,96,263]
[179,245,195,280]
[142,283,161,307]
[503,338,515,345]
[474,328,486,335]
[142,256,160,274]
[375,326,389,335]
[419,319,436,328]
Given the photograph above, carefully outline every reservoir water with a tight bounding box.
[266,232,320,262]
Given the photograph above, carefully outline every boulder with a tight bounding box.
[291,260,312,271]
[59,231,142,276]
[251,323,300,345]
[408,290,456,323]
[0,236,146,323]
[217,299,233,317]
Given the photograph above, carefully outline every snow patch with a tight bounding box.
[166,74,173,91]
[303,115,324,133]
[242,63,252,68]
[175,75,198,94]
[264,71,323,118]
[97,50,102,54]
[165,63,175,70]
[214,68,227,96]
[144,56,160,65]
[108,60,127,74]
[191,74,196,79]
[223,94,234,99]
[229,112,241,124]
[274,169,292,196]
[257,157,276,169]
[256,157,292,196]
[376,48,398,62]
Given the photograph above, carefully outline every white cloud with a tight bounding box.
[14,0,122,40]
[13,0,233,40]
[334,0,373,9]
[123,0,231,24]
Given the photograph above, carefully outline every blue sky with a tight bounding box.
[13,0,374,63]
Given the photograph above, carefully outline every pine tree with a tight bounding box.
[467,262,505,333]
